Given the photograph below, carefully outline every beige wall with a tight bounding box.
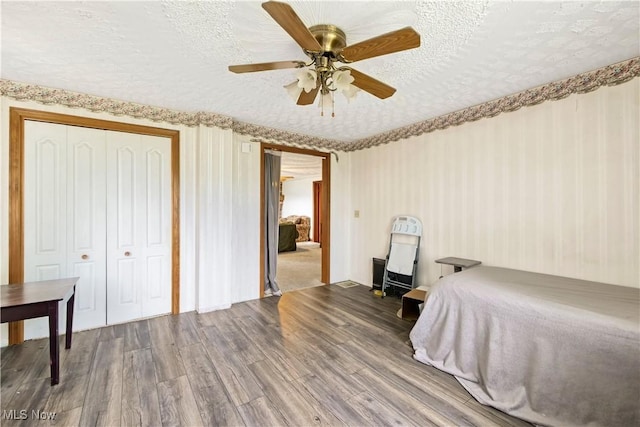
[348,79,639,288]
[1,78,637,343]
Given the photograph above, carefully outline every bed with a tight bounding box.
[409,266,640,427]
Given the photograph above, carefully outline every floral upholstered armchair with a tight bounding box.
[280,215,311,242]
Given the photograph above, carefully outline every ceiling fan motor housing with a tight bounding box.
[309,24,346,57]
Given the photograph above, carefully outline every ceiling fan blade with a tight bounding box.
[349,68,396,99]
[229,60,304,73]
[262,1,323,52]
[297,84,320,105]
[340,27,420,63]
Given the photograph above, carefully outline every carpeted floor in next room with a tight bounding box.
[277,241,322,292]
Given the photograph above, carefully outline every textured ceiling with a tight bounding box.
[281,152,323,180]
[1,1,638,143]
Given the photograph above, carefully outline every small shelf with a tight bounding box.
[435,257,481,273]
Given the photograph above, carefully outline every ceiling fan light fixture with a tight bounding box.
[342,83,360,102]
[295,68,318,92]
[332,69,354,91]
[333,69,360,102]
[284,80,303,101]
[285,63,358,115]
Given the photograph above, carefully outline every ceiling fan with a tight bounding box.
[228,1,421,109]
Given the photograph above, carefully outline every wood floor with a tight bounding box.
[1,284,531,427]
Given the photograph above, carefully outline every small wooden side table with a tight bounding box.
[435,257,481,277]
[1,277,78,385]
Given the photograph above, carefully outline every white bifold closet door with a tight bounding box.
[24,122,107,333]
[106,132,172,324]
[23,120,171,336]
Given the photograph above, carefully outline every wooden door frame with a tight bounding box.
[8,107,180,344]
[260,143,330,296]
[313,180,322,244]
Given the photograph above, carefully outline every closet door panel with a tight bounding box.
[24,122,108,337]
[141,136,172,317]
[116,258,138,304]
[106,133,143,324]
[147,256,165,299]
[23,121,69,339]
[106,133,171,323]
[116,147,136,246]
[66,126,107,329]
[24,121,68,282]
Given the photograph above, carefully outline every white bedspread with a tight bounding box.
[409,266,640,427]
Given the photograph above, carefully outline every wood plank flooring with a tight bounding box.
[0,284,531,426]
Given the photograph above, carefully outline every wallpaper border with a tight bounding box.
[1,57,638,152]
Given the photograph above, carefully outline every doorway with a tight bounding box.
[260,143,330,297]
[277,153,323,292]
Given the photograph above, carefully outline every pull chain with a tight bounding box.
[331,92,335,118]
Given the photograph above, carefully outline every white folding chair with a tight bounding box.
[382,216,422,298]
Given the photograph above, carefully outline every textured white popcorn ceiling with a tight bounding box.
[280,152,323,180]
[1,1,638,143]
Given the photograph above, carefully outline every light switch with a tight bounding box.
[354,210,360,218]
[241,142,252,153]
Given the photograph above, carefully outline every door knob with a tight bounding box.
[81,254,89,260]
[124,251,131,257]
